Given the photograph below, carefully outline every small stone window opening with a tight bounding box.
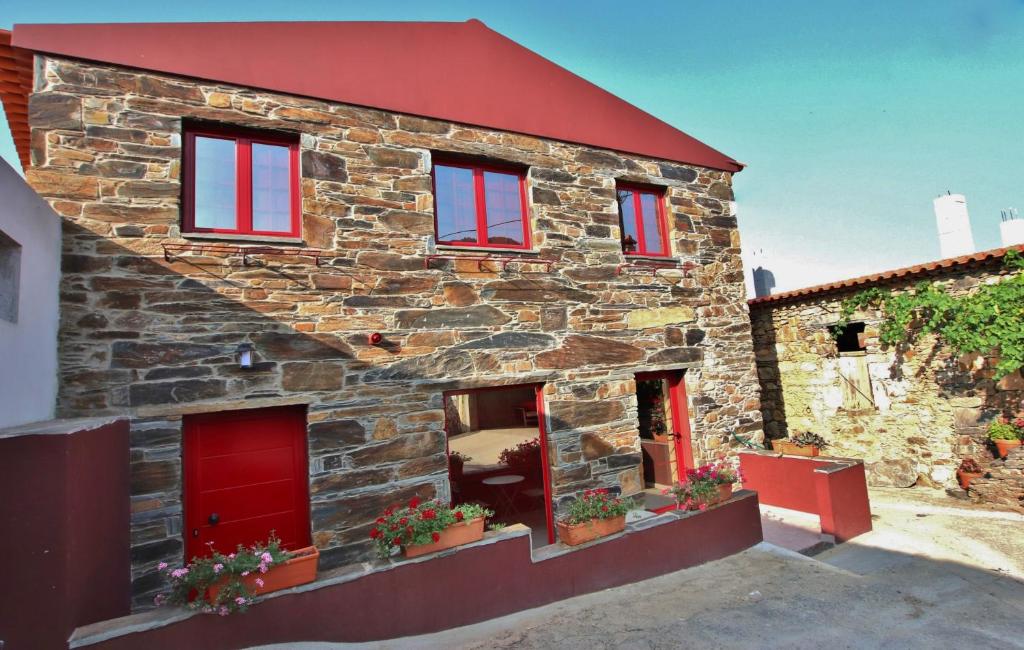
[616,184,670,257]
[834,322,874,410]
[0,228,21,323]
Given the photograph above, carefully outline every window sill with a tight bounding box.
[183,232,307,246]
[624,255,681,264]
[434,244,539,256]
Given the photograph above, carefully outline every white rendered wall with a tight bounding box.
[0,158,61,428]
[1000,219,1024,248]
[933,194,975,258]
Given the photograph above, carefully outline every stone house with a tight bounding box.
[749,245,1024,509]
[0,20,762,609]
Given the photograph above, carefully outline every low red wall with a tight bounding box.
[76,492,763,649]
[0,418,130,650]
[740,451,872,543]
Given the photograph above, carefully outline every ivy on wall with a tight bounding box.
[833,249,1024,379]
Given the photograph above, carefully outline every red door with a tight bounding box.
[636,370,695,481]
[184,405,310,561]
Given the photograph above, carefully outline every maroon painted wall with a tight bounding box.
[739,451,872,542]
[0,419,130,650]
[78,493,763,649]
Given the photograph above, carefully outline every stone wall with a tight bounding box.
[750,258,1024,507]
[26,55,763,607]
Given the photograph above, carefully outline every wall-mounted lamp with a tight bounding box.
[236,343,255,369]
[368,332,383,346]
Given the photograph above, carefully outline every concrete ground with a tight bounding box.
[257,488,1024,649]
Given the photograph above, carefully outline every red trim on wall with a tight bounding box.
[183,125,301,238]
[431,159,531,250]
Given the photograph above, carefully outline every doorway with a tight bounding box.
[635,371,694,510]
[183,405,311,560]
[444,384,554,547]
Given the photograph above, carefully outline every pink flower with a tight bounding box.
[170,568,189,579]
[260,552,273,563]
[157,562,168,571]
[153,594,166,606]
[228,553,236,559]
[255,578,265,588]
[213,563,224,574]
[235,597,246,605]
[259,564,268,574]
[218,606,229,617]
[241,571,250,577]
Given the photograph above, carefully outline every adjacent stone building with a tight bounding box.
[1,20,763,608]
[749,245,1024,509]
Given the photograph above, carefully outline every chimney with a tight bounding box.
[1000,208,1024,248]
[933,193,975,258]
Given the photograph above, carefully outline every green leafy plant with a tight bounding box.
[833,249,1024,379]
[369,498,492,559]
[664,460,742,511]
[561,488,634,525]
[154,534,290,615]
[988,417,1023,441]
[791,431,830,449]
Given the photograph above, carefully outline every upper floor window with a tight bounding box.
[616,185,669,257]
[184,127,300,238]
[433,161,530,249]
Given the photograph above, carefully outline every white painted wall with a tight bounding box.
[0,158,61,428]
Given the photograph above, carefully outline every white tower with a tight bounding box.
[933,193,975,258]
[1000,208,1024,248]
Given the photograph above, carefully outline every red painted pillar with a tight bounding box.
[813,461,872,542]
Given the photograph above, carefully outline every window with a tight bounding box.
[183,127,300,238]
[834,322,875,410]
[432,161,530,249]
[0,229,20,323]
[616,185,669,257]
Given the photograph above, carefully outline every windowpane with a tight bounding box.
[617,189,638,253]
[193,136,237,230]
[639,192,665,255]
[435,165,478,243]
[483,171,524,246]
[252,143,292,233]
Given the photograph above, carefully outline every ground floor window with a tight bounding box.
[444,384,554,547]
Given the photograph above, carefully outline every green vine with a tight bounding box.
[832,249,1024,379]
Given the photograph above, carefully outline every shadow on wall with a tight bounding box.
[750,308,787,444]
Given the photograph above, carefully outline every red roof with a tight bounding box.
[748,244,1024,307]
[1,20,742,172]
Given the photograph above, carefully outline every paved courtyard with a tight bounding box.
[264,487,1024,649]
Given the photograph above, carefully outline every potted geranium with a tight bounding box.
[956,458,984,490]
[370,498,493,559]
[988,417,1023,459]
[556,488,635,546]
[499,437,542,470]
[772,431,829,457]
[664,460,740,510]
[154,534,319,616]
[449,450,472,480]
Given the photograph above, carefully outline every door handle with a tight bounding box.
[672,432,683,440]
[208,512,220,525]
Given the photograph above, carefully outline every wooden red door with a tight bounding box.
[183,405,310,561]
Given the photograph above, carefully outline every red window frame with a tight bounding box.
[431,160,531,250]
[617,184,670,257]
[183,125,301,238]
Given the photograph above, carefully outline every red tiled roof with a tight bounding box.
[0,30,33,169]
[1,20,743,173]
[748,244,1024,307]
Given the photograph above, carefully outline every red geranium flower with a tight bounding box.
[369,528,380,539]
[399,517,408,525]
[409,497,421,509]
[376,517,386,524]
[431,532,440,543]
[389,524,399,531]
[454,511,464,521]
[392,538,401,546]
[384,506,394,516]
[601,505,609,512]
[422,509,437,520]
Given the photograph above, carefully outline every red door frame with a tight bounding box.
[442,383,555,545]
[183,405,311,561]
[636,370,695,480]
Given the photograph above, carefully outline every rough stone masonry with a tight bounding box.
[25,55,763,607]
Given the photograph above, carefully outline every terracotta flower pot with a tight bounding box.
[556,514,626,546]
[772,440,820,457]
[956,470,983,491]
[404,517,485,559]
[207,546,319,603]
[994,439,1022,459]
[716,483,734,503]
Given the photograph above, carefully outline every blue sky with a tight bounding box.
[3,1,1023,293]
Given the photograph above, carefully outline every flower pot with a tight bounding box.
[556,514,626,546]
[956,470,983,491]
[994,439,1022,459]
[772,440,819,457]
[404,517,485,559]
[207,546,319,603]
[716,483,734,503]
